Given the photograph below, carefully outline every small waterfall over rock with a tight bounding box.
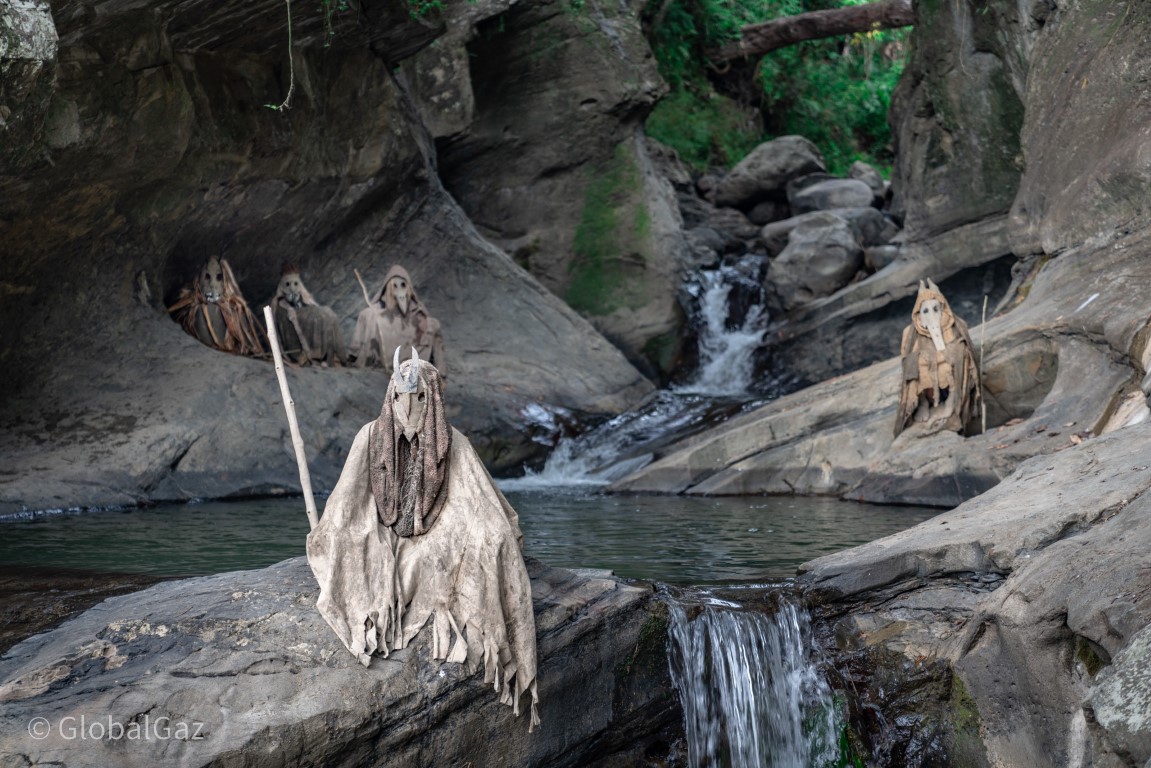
[677,263,768,396]
[667,593,841,768]
[504,260,769,489]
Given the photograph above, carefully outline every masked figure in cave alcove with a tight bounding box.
[306,349,538,729]
[268,264,347,367]
[894,279,981,438]
[348,265,447,380]
[167,257,267,357]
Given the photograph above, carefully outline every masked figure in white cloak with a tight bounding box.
[168,257,266,357]
[894,279,981,437]
[348,265,448,380]
[269,264,347,367]
[306,349,538,729]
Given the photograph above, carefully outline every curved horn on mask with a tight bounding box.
[927,278,940,292]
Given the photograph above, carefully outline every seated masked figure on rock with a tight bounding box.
[894,279,981,438]
[349,265,447,380]
[167,257,266,357]
[306,349,538,729]
[269,265,346,367]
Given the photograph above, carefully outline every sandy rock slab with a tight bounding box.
[0,558,678,768]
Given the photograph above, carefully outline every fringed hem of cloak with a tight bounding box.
[375,604,539,732]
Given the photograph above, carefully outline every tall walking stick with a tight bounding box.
[980,295,988,435]
[263,305,319,530]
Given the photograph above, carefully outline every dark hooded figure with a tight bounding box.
[269,264,346,367]
[305,349,537,730]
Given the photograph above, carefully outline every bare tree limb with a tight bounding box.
[709,0,914,64]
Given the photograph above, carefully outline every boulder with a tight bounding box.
[713,136,826,209]
[864,244,900,272]
[788,178,875,215]
[762,207,888,257]
[889,0,1028,242]
[848,160,886,206]
[801,423,1151,767]
[766,213,863,312]
[684,229,722,268]
[747,199,787,226]
[707,207,761,243]
[0,558,680,767]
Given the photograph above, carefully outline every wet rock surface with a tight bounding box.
[0,558,680,767]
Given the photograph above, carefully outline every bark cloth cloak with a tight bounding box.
[306,360,538,729]
[348,265,447,377]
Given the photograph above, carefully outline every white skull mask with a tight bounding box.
[279,273,304,308]
[201,257,225,304]
[393,380,428,442]
[389,276,410,316]
[919,298,947,352]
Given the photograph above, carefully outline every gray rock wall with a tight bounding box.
[436,0,689,377]
[0,0,655,513]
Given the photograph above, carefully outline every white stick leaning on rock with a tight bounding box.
[263,304,320,530]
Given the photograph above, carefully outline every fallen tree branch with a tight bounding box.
[709,0,914,63]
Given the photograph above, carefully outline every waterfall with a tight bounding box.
[503,263,768,489]
[677,266,767,397]
[667,595,841,768]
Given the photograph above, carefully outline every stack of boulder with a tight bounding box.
[675,135,902,316]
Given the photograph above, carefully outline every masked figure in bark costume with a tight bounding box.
[348,265,448,380]
[894,279,981,437]
[268,264,347,367]
[306,349,538,729]
[167,257,266,357]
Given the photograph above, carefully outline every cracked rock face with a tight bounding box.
[0,558,679,767]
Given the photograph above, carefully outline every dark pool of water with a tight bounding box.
[0,491,940,584]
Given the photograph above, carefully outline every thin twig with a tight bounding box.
[263,305,319,530]
[266,0,296,112]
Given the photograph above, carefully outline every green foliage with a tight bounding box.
[646,86,761,171]
[758,26,906,174]
[645,0,907,175]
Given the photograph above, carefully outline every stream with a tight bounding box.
[0,262,944,766]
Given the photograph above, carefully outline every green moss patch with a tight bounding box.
[566,141,653,317]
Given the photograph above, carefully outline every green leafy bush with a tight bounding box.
[645,0,907,176]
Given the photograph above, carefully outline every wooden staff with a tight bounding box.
[263,305,319,530]
[354,269,373,309]
[980,294,988,435]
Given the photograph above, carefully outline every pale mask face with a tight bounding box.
[202,258,225,304]
[389,276,410,316]
[393,380,428,442]
[919,299,947,352]
[279,273,304,308]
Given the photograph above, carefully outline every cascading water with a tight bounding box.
[502,262,769,489]
[667,594,841,768]
[676,266,767,396]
